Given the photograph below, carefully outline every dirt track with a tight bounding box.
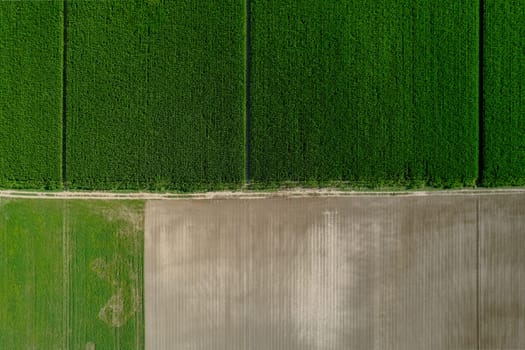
[0,188,524,200]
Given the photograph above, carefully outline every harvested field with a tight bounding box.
[145,196,478,349]
[248,1,479,188]
[480,195,525,348]
[0,1,63,189]
[66,0,245,190]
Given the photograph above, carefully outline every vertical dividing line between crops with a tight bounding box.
[477,0,485,187]
[62,0,68,190]
[62,200,70,350]
[476,196,481,350]
[245,0,252,184]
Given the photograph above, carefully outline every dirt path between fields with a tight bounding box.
[0,188,523,200]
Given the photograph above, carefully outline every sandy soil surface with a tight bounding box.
[144,195,493,349]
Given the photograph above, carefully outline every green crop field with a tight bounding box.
[0,200,64,348]
[0,1,63,189]
[248,0,479,188]
[66,0,246,191]
[482,1,525,186]
[68,200,144,349]
[0,0,524,191]
[0,199,144,349]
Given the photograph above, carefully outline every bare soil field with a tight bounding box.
[145,195,500,349]
[479,194,525,349]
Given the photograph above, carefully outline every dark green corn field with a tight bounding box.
[249,0,479,188]
[66,0,246,191]
[482,0,525,186]
[0,1,63,189]
[0,0,523,191]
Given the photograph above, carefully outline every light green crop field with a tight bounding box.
[68,200,144,349]
[66,0,245,191]
[482,1,525,186]
[0,1,63,189]
[0,199,144,349]
[249,0,479,188]
[0,200,64,348]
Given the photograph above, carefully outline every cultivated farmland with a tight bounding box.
[0,0,524,191]
[66,0,245,191]
[67,200,144,349]
[0,200,64,348]
[145,197,479,349]
[0,2,63,189]
[482,1,525,186]
[248,1,479,188]
[0,199,144,349]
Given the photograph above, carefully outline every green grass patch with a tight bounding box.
[0,199,144,349]
[249,0,479,188]
[66,0,246,191]
[0,200,65,348]
[0,1,63,189]
[67,200,144,349]
[482,1,525,186]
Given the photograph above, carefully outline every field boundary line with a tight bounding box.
[476,196,481,350]
[62,0,68,189]
[62,200,70,350]
[0,188,524,200]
